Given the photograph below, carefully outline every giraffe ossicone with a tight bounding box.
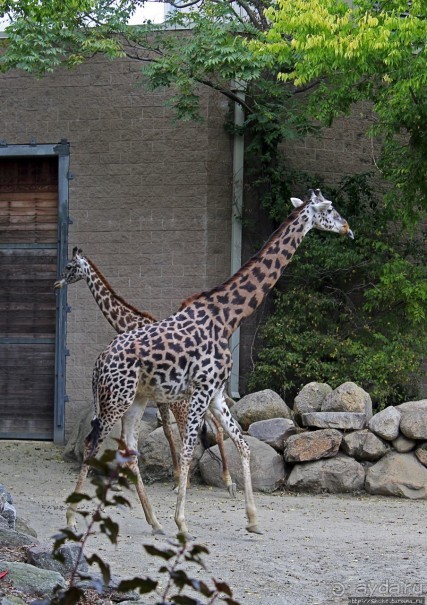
[68,188,353,537]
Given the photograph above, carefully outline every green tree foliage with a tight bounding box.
[248,174,426,409]
[1,0,425,404]
[254,0,427,222]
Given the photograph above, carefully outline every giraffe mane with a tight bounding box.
[86,257,157,322]
[179,202,309,310]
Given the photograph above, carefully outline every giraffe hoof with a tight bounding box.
[228,482,237,498]
[152,526,166,536]
[246,524,263,535]
[177,530,194,542]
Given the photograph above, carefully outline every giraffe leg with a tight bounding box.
[210,393,262,535]
[66,461,90,528]
[66,413,112,529]
[158,403,181,489]
[67,381,163,535]
[205,410,236,498]
[170,400,192,490]
[174,392,209,538]
[120,401,164,535]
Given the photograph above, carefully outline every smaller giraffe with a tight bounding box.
[55,248,236,497]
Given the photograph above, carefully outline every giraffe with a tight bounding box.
[54,248,236,495]
[67,189,353,536]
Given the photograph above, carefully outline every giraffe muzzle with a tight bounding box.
[341,223,354,239]
[54,279,66,289]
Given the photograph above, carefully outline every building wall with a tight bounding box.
[0,55,233,440]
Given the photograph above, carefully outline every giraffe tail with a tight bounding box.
[85,417,101,460]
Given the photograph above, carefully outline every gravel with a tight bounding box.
[0,440,426,605]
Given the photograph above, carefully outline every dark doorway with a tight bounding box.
[0,144,69,441]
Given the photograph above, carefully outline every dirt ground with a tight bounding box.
[0,440,426,605]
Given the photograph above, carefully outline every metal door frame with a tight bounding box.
[0,140,70,443]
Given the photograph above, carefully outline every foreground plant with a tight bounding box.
[33,444,240,605]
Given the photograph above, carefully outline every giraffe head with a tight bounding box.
[291,189,354,238]
[54,247,88,289]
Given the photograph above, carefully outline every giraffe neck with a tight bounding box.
[183,205,310,338]
[82,258,156,333]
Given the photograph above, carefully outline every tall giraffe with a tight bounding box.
[67,189,353,536]
[55,248,235,495]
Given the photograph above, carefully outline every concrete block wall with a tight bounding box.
[0,54,233,440]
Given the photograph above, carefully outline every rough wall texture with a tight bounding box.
[0,55,233,440]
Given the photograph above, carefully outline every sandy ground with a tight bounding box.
[0,440,426,605]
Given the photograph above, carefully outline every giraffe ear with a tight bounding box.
[72,246,78,257]
[290,197,304,208]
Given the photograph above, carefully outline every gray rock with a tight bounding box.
[283,429,342,462]
[368,406,401,441]
[391,433,416,453]
[414,443,427,467]
[26,543,89,575]
[396,399,427,412]
[301,412,366,430]
[399,409,427,440]
[0,527,38,547]
[0,595,26,604]
[199,435,285,493]
[247,418,296,452]
[0,484,13,505]
[321,382,372,419]
[0,562,66,597]
[15,518,38,538]
[365,452,427,499]
[0,501,16,530]
[139,425,203,482]
[286,453,365,493]
[139,424,182,482]
[293,382,332,423]
[64,407,155,462]
[230,389,292,430]
[341,429,391,461]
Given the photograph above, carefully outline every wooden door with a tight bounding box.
[0,157,58,439]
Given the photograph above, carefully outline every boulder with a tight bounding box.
[399,409,427,440]
[64,407,156,462]
[368,406,401,441]
[396,399,427,412]
[16,518,38,538]
[365,452,427,499]
[293,382,332,423]
[286,453,365,493]
[341,429,390,461]
[138,425,204,482]
[391,433,416,453]
[0,562,66,597]
[0,500,16,530]
[247,418,296,452]
[26,543,89,575]
[199,435,284,493]
[301,412,366,430]
[230,389,292,430]
[414,443,427,468]
[0,527,38,547]
[0,484,13,505]
[321,382,372,419]
[283,429,342,463]
[139,424,182,482]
